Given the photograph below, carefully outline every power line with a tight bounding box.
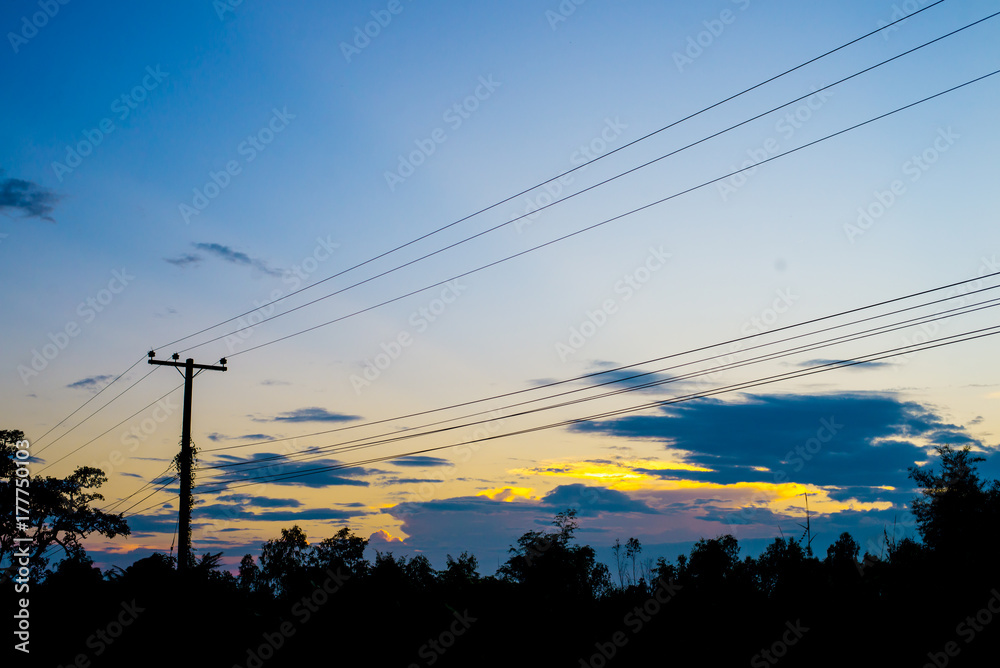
[154,0,946,353]
[36,382,183,474]
[31,356,146,448]
[173,11,997,357]
[198,295,1000,478]
[32,359,150,456]
[192,325,1000,493]
[202,272,1000,455]
[199,69,1000,359]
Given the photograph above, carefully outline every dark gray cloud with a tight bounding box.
[207,452,370,488]
[207,432,272,442]
[390,456,454,468]
[164,253,203,268]
[540,484,658,516]
[0,171,59,221]
[269,407,361,423]
[216,493,303,508]
[67,375,114,392]
[571,392,988,489]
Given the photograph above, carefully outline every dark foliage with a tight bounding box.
[4,439,999,666]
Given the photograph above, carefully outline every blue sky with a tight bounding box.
[3,0,999,573]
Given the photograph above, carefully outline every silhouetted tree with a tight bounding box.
[314,526,369,578]
[439,551,480,589]
[499,509,610,601]
[258,525,311,596]
[908,445,1000,562]
[0,428,129,580]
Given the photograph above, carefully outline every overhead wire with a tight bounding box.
[172,14,999,357]
[192,326,1000,493]
[198,294,1000,478]
[206,69,1000,358]
[202,273,1000,455]
[155,0,948,354]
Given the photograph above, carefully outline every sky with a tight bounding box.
[2,0,999,575]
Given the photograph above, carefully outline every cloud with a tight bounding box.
[540,484,658,516]
[269,407,361,423]
[196,504,360,524]
[207,432,272,442]
[193,242,282,277]
[165,253,203,268]
[378,477,445,485]
[0,171,59,221]
[796,358,891,370]
[216,494,303,508]
[390,456,454,468]
[66,375,114,392]
[571,392,986,489]
[207,452,371,488]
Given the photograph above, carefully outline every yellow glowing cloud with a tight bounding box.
[511,458,712,486]
[477,486,536,502]
[508,458,898,517]
[370,529,404,543]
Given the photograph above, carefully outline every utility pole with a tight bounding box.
[147,351,226,571]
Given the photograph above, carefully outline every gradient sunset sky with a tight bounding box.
[3,0,999,573]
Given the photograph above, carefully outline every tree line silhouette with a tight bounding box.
[2,428,999,667]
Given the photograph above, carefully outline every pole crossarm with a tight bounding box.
[148,359,227,372]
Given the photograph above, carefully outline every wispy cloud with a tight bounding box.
[208,453,371,488]
[207,432,272,442]
[0,171,59,222]
[797,358,891,370]
[269,407,361,423]
[193,242,282,277]
[164,253,203,268]
[391,456,454,468]
[67,375,114,392]
[163,242,282,277]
